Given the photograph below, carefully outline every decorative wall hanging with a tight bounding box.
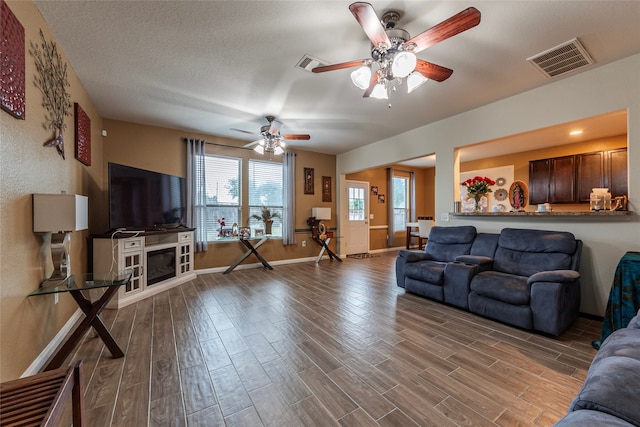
[31,29,72,159]
[1,0,26,119]
[378,194,385,203]
[322,176,331,202]
[371,186,378,195]
[74,103,91,165]
[304,168,314,194]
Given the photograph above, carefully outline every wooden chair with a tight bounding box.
[0,361,84,427]
[417,218,434,250]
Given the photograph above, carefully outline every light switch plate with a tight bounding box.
[441,213,450,222]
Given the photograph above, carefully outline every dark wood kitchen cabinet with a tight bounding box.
[529,148,627,204]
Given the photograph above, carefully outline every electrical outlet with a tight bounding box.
[441,212,450,222]
[302,240,306,247]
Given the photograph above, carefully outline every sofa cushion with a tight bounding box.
[591,328,640,367]
[569,356,640,426]
[470,271,530,305]
[404,261,446,285]
[554,409,637,426]
[424,226,477,262]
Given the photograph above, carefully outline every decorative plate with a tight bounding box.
[496,177,506,186]
[494,188,508,201]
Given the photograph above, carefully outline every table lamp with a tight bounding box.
[33,194,88,280]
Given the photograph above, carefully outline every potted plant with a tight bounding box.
[251,206,281,235]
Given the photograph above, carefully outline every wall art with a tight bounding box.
[31,29,72,159]
[74,103,91,165]
[1,0,26,119]
[304,168,314,194]
[322,176,331,202]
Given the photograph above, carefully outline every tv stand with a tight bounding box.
[92,228,195,308]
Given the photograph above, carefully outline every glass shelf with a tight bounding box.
[30,270,133,296]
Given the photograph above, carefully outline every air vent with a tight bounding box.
[295,54,326,72]
[527,38,594,78]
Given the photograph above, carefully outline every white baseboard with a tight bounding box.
[22,308,83,378]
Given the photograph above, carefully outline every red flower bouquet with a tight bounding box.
[461,176,496,196]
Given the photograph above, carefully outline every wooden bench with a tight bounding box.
[0,361,84,426]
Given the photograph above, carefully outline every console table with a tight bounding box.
[311,236,342,262]
[29,271,132,370]
[224,237,273,274]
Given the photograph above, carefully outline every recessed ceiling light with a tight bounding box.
[570,130,583,136]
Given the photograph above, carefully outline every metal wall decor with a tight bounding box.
[74,103,91,165]
[31,29,72,159]
[1,0,26,120]
[304,168,314,194]
[322,176,331,202]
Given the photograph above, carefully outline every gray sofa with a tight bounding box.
[396,226,582,335]
[554,310,640,426]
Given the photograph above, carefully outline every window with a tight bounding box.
[248,159,283,236]
[392,176,408,232]
[204,155,241,240]
[348,187,365,220]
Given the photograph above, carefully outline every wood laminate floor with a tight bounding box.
[65,251,601,426]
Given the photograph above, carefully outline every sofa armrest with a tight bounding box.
[455,255,493,272]
[397,249,433,263]
[527,270,580,285]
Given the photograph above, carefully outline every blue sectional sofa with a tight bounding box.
[395,226,582,335]
[554,309,640,426]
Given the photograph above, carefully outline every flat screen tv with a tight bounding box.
[109,162,186,230]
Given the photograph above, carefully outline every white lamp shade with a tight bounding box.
[312,207,331,220]
[273,145,284,155]
[254,144,265,154]
[370,83,388,99]
[33,194,88,232]
[351,65,372,90]
[407,72,428,93]
[391,51,417,78]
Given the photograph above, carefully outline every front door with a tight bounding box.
[345,180,369,255]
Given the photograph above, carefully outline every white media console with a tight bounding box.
[92,229,195,308]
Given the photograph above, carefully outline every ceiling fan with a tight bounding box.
[231,115,310,155]
[312,2,481,99]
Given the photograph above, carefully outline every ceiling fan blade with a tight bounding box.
[282,134,311,141]
[231,128,259,136]
[268,119,283,135]
[405,7,481,54]
[243,139,263,148]
[414,60,453,82]
[312,59,369,73]
[349,2,391,49]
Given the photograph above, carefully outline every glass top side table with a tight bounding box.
[29,271,132,370]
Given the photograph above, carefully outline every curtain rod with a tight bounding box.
[183,137,253,151]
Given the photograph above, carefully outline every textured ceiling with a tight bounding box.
[35,1,640,162]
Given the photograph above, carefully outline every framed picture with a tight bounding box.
[371,186,378,195]
[378,194,385,203]
[304,167,314,194]
[74,103,91,165]
[1,1,26,120]
[221,228,233,238]
[322,176,331,202]
[254,228,264,237]
[238,227,251,239]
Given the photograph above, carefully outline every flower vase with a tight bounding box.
[265,219,273,235]
[473,194,488,212]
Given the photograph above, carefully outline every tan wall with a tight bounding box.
[1,1,104,381]
[101,119,337,269]
[346,165,435,250]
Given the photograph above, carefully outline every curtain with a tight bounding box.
[186,138,208,252]
[387,167,395,246]
[282,151,297,245]
[410,171,416,222]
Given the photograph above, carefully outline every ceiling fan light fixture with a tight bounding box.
[273,145,284,155]
[407,71,428,93]
[254,144,265,154]
[370,83,388,99]
[391,51,416,78]
[351,65,372,89]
